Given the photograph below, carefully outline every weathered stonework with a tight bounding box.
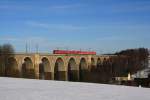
[0,53,114,81]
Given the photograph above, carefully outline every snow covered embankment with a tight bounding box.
[0,77,150,100]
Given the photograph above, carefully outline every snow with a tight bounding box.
[0,77,150,100]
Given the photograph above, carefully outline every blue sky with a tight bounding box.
[0,0,150,54]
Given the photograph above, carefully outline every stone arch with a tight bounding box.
[102,58,110,71]
[39,57,51,80]
[67,58,78,81]
[6,57,19,77]
[79,58,88,81]
[22,56,33,64]
[108,58,113,75]
[91,58,95,66]
[22,57,35,78]
[103,58,107,65]
[90,57,95,70]
[108,58,113,65]
[79,58,87,69]
[97,58,101,68]
[54,57,65,81]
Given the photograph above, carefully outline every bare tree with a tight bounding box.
[0,45,2,56]
[0,44,15,76]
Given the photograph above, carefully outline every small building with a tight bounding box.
[115,73,132,81]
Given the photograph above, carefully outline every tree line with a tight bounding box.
[115,48,149,74]
[89,48,149,83]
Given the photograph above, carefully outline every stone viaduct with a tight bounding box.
[0,53,114,81]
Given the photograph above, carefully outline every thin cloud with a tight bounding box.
[0,5,32,10]
[0,36,49,44]
[0,5,9,9]
[0,36,21,41]
[0,36,80,53]
[96,36,137,41]
[111,1,150,13]
[26,21,87,30]
[49,4,83,9]
[25,21,150,35]
[0,3,84,12]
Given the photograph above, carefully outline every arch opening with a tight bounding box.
[39,57,51,80]
[79,58,88,81]
[91,58,95,70]
[97,58,101,68]
[6,57,19,77]
[22,57,34,79]
[68,58,78,81]
[54,58,65,81]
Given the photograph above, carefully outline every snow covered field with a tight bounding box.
[0,77,150,100]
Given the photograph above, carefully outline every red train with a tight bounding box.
[53,50,96,55]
